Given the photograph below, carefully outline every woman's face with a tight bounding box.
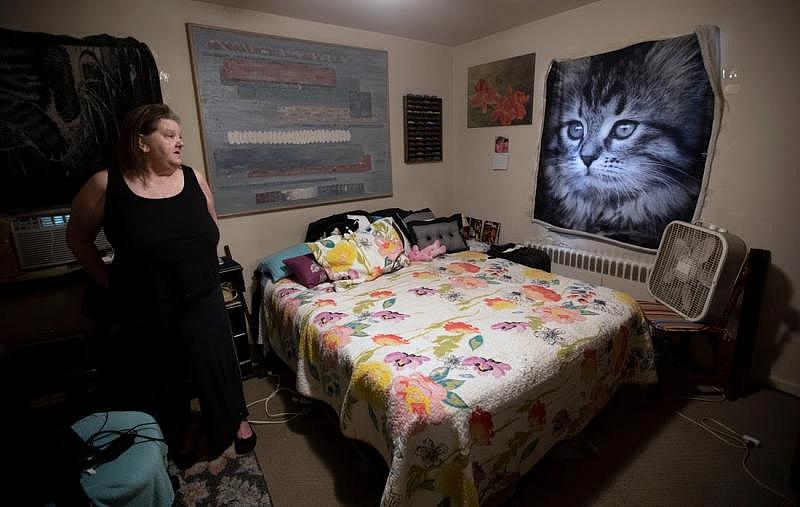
[139,119,183,169]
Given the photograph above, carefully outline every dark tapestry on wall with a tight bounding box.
[0,28,162,213]
[533,33,716,250]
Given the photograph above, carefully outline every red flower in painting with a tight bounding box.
[469,79,498,114]
[511,89,530,114]
[490,86,530,126]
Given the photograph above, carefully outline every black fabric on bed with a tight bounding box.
[304,210,370,241]
[371,207,413,219]
[487,244,552,272]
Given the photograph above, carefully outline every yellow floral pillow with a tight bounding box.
[308,217,409,290]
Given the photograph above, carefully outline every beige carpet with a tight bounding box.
[244,355,799,506]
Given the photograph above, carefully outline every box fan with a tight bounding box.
[647,221,747,322]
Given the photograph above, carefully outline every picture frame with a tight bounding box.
[186,24,392,216]
[464,216,483,240]
[494,136,509,153]
[481,220,501,245]
[468,53,535,128]
[492,136,509,170]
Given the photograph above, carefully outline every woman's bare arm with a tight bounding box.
[66,170,110,288]
[193,167,219,227]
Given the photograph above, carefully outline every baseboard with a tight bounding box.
[765,375,800,398]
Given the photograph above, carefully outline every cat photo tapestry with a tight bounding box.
[533,32,717,249]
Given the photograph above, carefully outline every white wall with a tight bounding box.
[0,0,454,281]
[452,0,800,395]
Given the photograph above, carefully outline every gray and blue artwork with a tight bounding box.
[188,25,391,215]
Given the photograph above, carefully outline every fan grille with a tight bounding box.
[648,223,724,320]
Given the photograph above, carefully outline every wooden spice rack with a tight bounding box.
[404,94,442,163]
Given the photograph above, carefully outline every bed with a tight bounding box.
[258,248,656,506]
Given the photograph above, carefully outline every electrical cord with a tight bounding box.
[86,418,163,446]
[86,419,164,447]
[80,414,166,474]
[87,411,110,442]
[673,408,797,505]
[88,428,165,446]
[246,372,314,425]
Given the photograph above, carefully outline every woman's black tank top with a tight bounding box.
[104,165,220,307]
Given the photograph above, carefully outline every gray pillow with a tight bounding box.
[406,213,468,253]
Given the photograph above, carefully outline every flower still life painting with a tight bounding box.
[468,53,534,127]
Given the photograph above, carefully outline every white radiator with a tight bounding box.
[525,242,654,300]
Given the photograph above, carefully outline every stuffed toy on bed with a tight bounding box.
[407,240,446,261]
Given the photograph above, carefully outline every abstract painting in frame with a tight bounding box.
[468,53,534,127]
[533,31,717,250]
[187,24,391,216]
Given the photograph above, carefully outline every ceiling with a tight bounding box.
[198,0,598,46]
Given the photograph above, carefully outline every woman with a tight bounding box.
[66,103,255,465]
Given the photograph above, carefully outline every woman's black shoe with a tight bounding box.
[234,425,257,454]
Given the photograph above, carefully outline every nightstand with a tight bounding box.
[638,248,770,399]
[218,249,253,379]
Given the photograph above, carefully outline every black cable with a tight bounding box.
[85,411,110,442]
[85,412,166,449]
[88,428,166,448]
[91,430,166,443]
[81,426,167,471]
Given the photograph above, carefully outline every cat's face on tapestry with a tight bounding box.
[537,35,714,247]
[552,85,691,200]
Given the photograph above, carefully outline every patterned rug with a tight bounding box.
[168,445,272,506]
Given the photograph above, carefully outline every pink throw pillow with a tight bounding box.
[284,254,329,288]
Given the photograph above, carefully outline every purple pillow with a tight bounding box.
[284,253,329,288]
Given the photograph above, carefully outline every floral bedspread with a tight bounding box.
[260,252,656,506]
